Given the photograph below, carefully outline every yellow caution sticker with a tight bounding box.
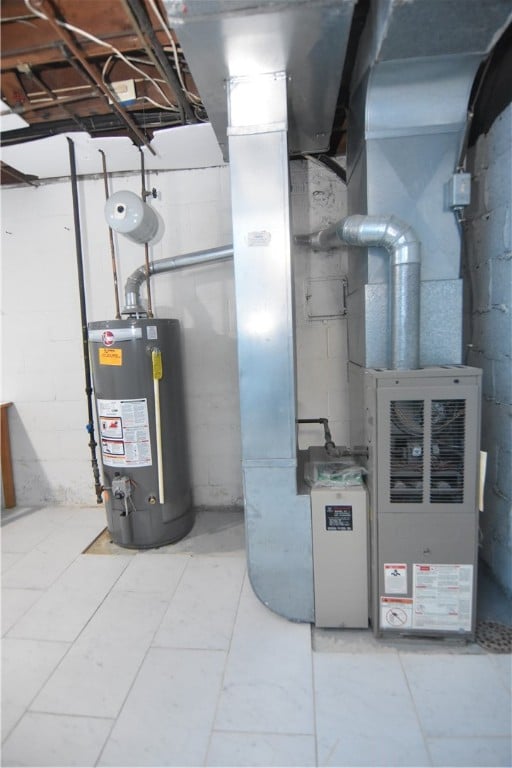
[152,349,163,380]
[99,348,122,366]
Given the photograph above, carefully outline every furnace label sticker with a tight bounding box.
[325,505,353,531]
[384,563,407,594]
[412,564,473,632]
[380,597,413,629]
[97,398,152,468]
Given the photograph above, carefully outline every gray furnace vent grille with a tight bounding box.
[430,399,465,504]
[390,400,424,503]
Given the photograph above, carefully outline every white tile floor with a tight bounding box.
[1,505,511,767]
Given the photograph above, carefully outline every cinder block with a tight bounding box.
[469,258,491,311]
[487,104,512,161]
[485,153,512,212]
[469,132,489,175]
[489,541,512,596]
[494,357,512,405]
[496,447,512,502]
[326,320,348,360]
[481,399,512,449]
[490,255,512,307]
[296,322,328,361]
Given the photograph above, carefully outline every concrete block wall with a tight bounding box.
[290,158,350,451]
[1,150,350,508]
[465,104,512,596]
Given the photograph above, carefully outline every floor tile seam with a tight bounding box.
[397,651,434,767]
[311,647,400,657]
[486,653,512,695]
[93,558,199,766]
[204,566,248,766]
[309,629,320,768]
[0,506,48,527]
[1,588,47,637]
[210,727,317,737]
[9,555,135,664]
[425,734,512,742]
[140,552,194,640]
[92,643,154,767]
[0,640,74,746]
[3,541,94,592]
[23,708,115,723]
[150,642,232,651]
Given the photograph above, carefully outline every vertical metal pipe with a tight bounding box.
[67,138,103,503]
[298,215,421,370]
[99,150,121,319]
[139,148,154,318]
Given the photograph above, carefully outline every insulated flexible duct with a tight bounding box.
[297,215,421,370]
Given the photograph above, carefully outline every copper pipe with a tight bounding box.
[99,150,121,319]
[33,0,156,154]
[139,147,154,318]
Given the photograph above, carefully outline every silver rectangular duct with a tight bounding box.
[346,0,512,371]
[228,72,313,620]
[170,0,357,620]
[168,0,356,160]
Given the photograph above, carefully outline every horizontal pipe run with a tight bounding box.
[123,245,234,313]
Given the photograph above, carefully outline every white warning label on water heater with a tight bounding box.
[413,564,473,632]
[98,398,152,468]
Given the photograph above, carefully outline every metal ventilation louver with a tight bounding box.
[389,400,424,503]
[430,399,465,504]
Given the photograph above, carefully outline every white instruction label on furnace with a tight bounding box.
[413,564,473,632]
[98,398,152,468]
[384,563,407,594]
[380,597,413,629]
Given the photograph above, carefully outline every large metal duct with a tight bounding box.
[169,0,357,621]
[346,0,512,371]
[298,215,421,370]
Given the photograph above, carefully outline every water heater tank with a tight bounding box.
[88,318,193,548]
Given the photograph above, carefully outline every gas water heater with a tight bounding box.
[88,318,193,548]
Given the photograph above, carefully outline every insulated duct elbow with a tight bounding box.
[299,215,421,370]
[123,245,234,314]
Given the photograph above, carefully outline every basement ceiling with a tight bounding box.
[0,0,205,153]
[1,0,363,185]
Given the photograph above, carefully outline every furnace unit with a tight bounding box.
[355,366,481,639]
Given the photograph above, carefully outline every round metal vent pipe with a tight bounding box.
[123,245,234,313]
[297,215,421,370]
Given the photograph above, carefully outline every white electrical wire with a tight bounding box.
[101,54,178,111]
[146,0,202,105]
[24,0,177,111]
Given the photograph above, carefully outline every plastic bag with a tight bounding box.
[304,460,367,488]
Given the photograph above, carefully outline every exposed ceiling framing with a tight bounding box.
[0,0,205,154]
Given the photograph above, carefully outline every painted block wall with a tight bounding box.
[1,140,350,508]
[291,159,349,451]
[465,104,512,596]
